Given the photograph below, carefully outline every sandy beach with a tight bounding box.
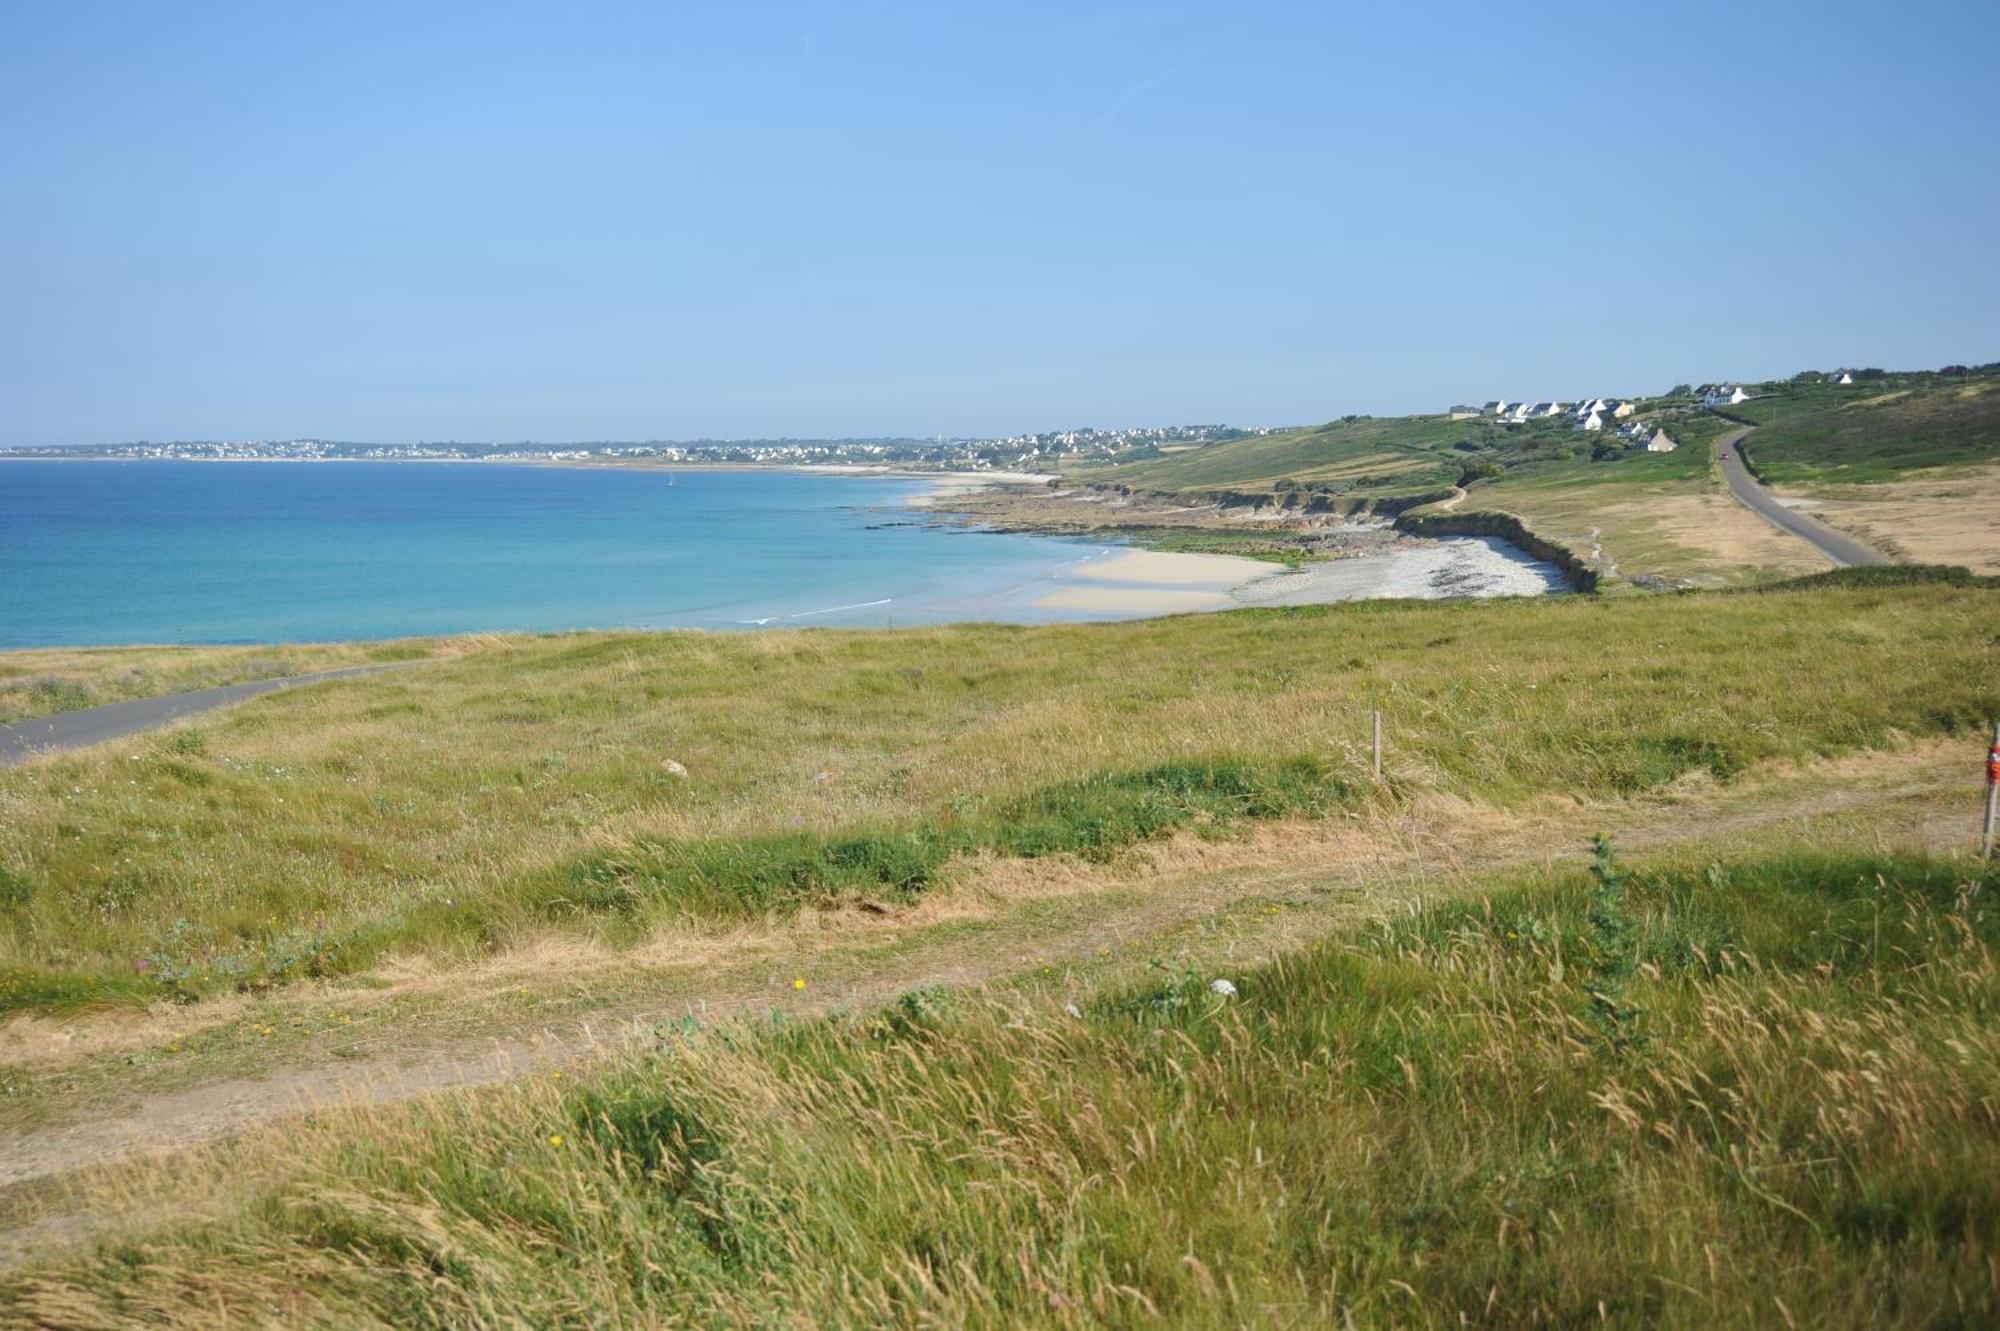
[1023,537,1565,618]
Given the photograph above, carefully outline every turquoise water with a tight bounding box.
[0,461,1106,646]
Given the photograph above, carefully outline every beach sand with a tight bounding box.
[1068,549,1279,588]
[1025,536,1565,619]
[1033,585,1235,615]
[1231,536,1566,605]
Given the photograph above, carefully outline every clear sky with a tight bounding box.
[3,1,1997,445]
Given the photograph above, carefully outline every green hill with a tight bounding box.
[1077,414,1468,499]
[1729,372,2000,485]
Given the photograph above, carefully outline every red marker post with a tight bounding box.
[1985,722,2000,860]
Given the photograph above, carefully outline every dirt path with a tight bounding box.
[0,741,1981,1265]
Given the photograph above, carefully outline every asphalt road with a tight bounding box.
[1714,426,1887,568]
[0,663,411,767]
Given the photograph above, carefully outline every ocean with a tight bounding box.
[0,461,1106,647]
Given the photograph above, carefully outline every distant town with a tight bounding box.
[0,424,1270,471]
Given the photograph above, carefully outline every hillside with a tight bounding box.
[1055,366,2000,584]
[1075,415,1463,500]
[1730,372,2000,484]
[1065,398,1803,584]
[0,576,1996,1322]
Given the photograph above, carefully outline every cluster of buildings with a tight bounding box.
[1446,398,1676,452]
[1614,421,1678,452]
[1468,397,1641,430]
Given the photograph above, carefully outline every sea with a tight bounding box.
[0,461,1110,647]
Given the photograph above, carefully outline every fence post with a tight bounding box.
[1983,721,1999,860]
[1372,709,1383,782]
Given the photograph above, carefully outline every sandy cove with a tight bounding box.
[920,473,1570,616]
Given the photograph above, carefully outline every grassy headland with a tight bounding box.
[1730,373,2000,485]
[1723,373,2000,571]
[1,575,1993,1015]
[1031,366,2000,585]
[1058,401,1811,587]
[5,843,1995,1327]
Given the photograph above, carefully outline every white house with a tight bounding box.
[1484,400,1512,415]
[1611,400,1637,418]
[1700,384,1752,407]
[1833,371,1853,385]
[1640,429,1676,452]
[1578,410,1605,431]
[1508,402,1534,423]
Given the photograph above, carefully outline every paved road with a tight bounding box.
[0,664,412,766]
[1714,426,1887,568]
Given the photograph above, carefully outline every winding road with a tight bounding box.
[0,663,412,766]
[1714,426,1886,568]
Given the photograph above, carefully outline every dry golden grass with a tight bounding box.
[2,580,1994,1017]
[1781,460,2000,572]
[4,846,1994,1327]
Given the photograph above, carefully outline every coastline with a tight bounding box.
[0,460,1569,647]
[909,470,1570,616]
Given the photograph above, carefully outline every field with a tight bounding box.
[2,576,1994,1018]
[1731,376,2000,485]
[4,842,1995,1327]
[1469,418,1827,586]
[1721,375,2000,571]
[1,574,1997,1319]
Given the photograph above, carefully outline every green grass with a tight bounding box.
[1078,415,1467,496]
[1730,375,2000,485]
[2,582,1994,1015]
[538,757,1347,923]
[1131,530,1319,565]
[1751,564,2000,593]
[9,847,1995,1327]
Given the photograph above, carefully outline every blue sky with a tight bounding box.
[3,1,1996,445]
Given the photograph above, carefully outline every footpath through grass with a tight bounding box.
[1,579,1994,1015]
[0,642,432,727]
[6,846,1994,1327]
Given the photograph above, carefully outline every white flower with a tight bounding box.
[1064,1003,1083,1019]
[1208,979,1238,997]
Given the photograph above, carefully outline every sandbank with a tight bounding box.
[1067,549,1279,588]
[1033,585,1234,615]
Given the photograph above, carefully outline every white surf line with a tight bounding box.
[737,596,896,626]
